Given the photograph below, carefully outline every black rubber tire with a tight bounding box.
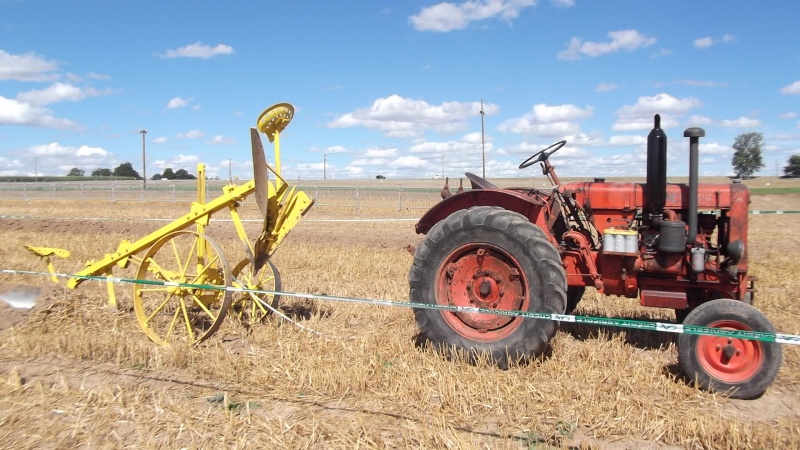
[409,206,567,367]
[676,292,753,323]
[677,299,782,399]
[565,287,586,314]
[675,308,690,324]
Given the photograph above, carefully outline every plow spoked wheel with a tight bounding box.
[678,299,782,399]
[232,259,282,324]
[133,231,233,345]
[409,206,567,368]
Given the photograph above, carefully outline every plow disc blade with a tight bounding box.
[0,284,42,309]
[251,127,269,219]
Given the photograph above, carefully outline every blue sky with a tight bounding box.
[1,0,798,181]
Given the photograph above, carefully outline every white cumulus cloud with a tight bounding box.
[26,142,110,159]
[498,103,593,137]
[409,132,491,155]
[363,148,398,158]
[558,29,656,60]
[595,82,618,92]
[75,145,109,157]
[693,34,736,49]
[0,96,76,129]
[0,50,59,81]
[16,82,110,106]
[176,130,205,139]
[613,93,701,131]
[329,95,497,138]
[780,81,800,95]
[207,135,237,145]
[693,37,714,48]
[158,42,233,59]
[167,97,192,109]
[609,135,646,146]
[409,0,537,32]
[719,116,762,128]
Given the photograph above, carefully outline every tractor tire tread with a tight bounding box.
[409,206,567,368]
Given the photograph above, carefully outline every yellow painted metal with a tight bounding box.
[232,259,280,324]
[104,269,118,310]
[257,103,293,142]
[24,246,70,283]
[274,131,283,189]
[63,178,258,290]
[26,102,313,344]
[133,230,232,345]
[24,246,71,259]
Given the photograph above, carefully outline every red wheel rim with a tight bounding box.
[696,320,763,383]
[436,243,528,342]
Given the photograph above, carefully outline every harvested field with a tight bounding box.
[1,193,799,449]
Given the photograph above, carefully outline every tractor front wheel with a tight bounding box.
[409,206,567,368]
[677,299,782,399]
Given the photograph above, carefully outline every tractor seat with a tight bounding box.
[24,246,71,258]
[465,172,498,190]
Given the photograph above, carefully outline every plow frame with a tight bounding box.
[26,103,313,344]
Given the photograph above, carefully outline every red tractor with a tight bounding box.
[409,115,782,399]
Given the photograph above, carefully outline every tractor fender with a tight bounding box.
[415,189,545,235]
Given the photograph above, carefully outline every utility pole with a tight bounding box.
[34,157,38,181]
[323,154,327,180]
[140,129,147,188]
[228,159,232,183]
[480,99,486,179]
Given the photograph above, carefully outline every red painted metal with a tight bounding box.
[416,189,545,235]
[420,179,750,302]
[435,243,528,342]
[640,289,688,309]
[696,320,763,383]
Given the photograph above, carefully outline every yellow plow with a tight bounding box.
[25,103,313,345]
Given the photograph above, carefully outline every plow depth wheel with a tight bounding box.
[232,259,282,324]
[678,299,782,399]
[409,206,567,367]
[133,231,232,345]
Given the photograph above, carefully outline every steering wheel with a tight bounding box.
[518,140,566,169]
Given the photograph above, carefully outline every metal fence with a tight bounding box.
[0,181,445,211]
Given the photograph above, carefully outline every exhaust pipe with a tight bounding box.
[684,127,705,245]
[645,115,667,224]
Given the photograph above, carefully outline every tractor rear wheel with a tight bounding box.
[677,299,782,399]
[409,206,567,368]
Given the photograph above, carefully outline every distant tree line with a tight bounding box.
[150,167,196,180]
[65,163,196,180]
[66,162,141,179]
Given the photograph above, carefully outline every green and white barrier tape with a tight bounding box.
[2,268,799,345]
